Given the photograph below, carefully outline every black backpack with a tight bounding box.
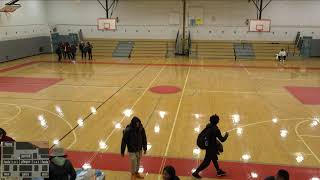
[197,126,212,149]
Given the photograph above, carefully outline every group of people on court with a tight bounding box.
[120,115,290,180]
[56,41,93,62]
[0,115,290,180]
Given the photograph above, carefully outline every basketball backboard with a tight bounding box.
[249,19,271,32]
[97,18,117,31]
[0,4,21,13]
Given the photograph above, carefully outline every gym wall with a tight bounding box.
[48,0,320,41]
[0,0,51,62]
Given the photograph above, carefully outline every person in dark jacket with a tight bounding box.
[56,43,63,62]
[70,44,77,61]
[86,42,93,60]
[46,148,76,180]
[265,169,289,180]
[61,42,67,59]
[64,42,71,60]
[121,117,147,179]
[192,114,229,179]
[79,41,85,59]
[162,166,180,180]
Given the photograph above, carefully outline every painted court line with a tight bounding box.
[0,61,40,73]
[66,150,320,180]
[87,65,166,163]
[295,120,320,163]
[158,65,191,178]
[52,65,148,149]
[38,60,320,71]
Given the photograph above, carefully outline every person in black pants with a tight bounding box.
[62,42,67,59]
[70,44,77,61]
[79,41,85,59]
[65,42,72,60]
[56,43,63,62]
[87,42,93,60]
[192,114,229,179]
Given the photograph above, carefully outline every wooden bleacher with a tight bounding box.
[84,39,118,58]
[191,41,235,60]
[251,41,298,60]
[131,40,175,58]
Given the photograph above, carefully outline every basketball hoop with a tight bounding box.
[249,19,271,32]
[0,4,21,15]
[97,18,117,31]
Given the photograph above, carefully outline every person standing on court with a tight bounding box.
[62,42,67,59]
[79,41,85,59]
[70,44,77,61]
[55,43,63,62]
[192,114,229,179]
[87,42,93,60]
[121,116,147,180]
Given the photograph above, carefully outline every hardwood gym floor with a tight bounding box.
[0,54,319,179]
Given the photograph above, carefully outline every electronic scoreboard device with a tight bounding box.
[1,141,49,179]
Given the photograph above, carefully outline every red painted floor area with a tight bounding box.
[285,86,320,105]
[67,151,320,180]
[0,77,62,93]
[150,86,182,94]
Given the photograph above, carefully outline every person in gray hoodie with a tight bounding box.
[46,148,76,180]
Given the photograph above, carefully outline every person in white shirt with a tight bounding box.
[278,49,287,61]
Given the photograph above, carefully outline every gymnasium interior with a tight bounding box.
[0,0,320,179]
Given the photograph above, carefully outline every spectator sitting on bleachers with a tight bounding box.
[278,49,287,61]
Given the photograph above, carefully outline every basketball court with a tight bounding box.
[0,55,319,179]
[1,0,320,179]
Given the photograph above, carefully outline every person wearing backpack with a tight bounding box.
[192,114,229,179]
[46,148,76,180]
[121,117,147,180]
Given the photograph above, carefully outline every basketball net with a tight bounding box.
[5,11,12,17]
[0,10,13,17]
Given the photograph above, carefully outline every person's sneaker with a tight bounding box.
[192,172,202,179]
[217,170,227,177]
[135,173,144,179]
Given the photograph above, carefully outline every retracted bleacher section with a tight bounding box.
[252,41,299,60]
[84,39,174,58]
[190,41,235,60]
[131,39,175,58]
[85,39,118,58]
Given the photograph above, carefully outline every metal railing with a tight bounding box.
[175,30,179,54]
[187,31,191,56]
